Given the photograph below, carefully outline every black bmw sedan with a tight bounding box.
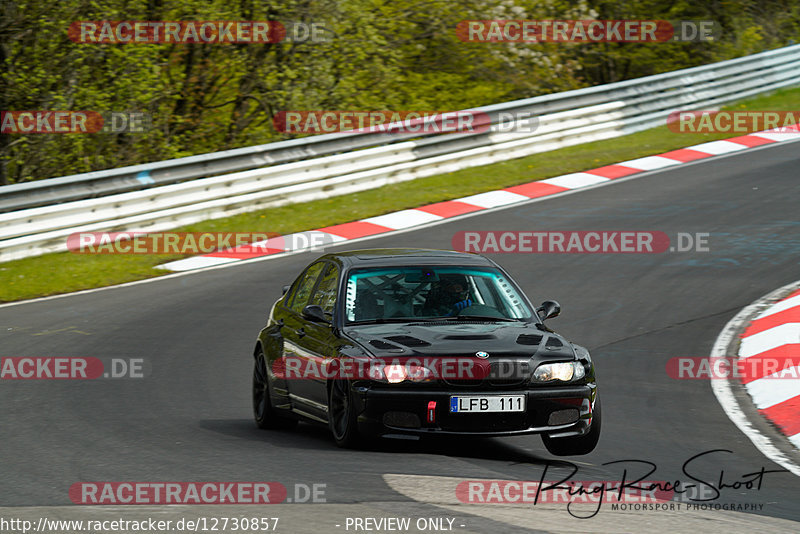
[252,248,600,455]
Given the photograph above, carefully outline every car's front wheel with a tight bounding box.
[542,397,601,456]
[328,379,362,448]
[253,350,297,430]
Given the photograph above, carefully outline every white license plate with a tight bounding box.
[449,395,525,413]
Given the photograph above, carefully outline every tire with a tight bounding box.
[542,397,601,456]
[328,379,362,448]
[253,350,297,430]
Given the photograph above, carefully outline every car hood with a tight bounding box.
[344,321,576,362]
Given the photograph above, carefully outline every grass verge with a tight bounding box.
[2,86,798,302]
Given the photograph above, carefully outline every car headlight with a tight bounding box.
[382,363,435,383]
[533,361,585,382]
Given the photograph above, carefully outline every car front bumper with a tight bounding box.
[355,384,597,438]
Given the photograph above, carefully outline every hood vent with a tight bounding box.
[385,335,431,347]
[516,334,543,346]
[443,334,495,340]
[545,337,564,349]
[370,339,399,350]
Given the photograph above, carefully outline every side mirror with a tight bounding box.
[282,285,290,296]
[536,300,561,321]
[302,304,329,323]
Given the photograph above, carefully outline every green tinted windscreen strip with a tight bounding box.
[347,267,500,281]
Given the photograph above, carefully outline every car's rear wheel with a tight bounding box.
[328,379,361,448]
[542,397,601,456]
[253,350,297,430]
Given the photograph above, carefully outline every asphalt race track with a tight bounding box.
[1,140,799,532]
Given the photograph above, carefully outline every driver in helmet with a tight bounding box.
[423,274,473,316]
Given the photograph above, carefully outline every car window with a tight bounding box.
[344,266,532,322]
[472,276,498,307]
[309,263,339,317]
[288,262,326,313]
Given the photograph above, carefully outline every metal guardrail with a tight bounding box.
[1,44,799,262]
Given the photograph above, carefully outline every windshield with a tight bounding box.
[344,266,532,323]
